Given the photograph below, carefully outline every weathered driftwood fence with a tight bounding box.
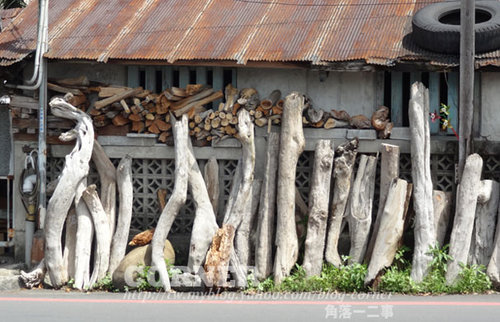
[21,83,500,290]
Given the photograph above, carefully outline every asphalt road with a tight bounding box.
[0,289,499,322]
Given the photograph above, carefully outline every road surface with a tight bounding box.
[0,289,499,321]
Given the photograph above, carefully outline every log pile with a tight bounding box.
[3,77,394,146]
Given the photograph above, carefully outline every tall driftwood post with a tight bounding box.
[91,140,117,234]
[205,110,255,288]
[303,140,334,277]
[151,114,189,291]
[433,190,452,247]
[204,157,219,215]
[325,139,358,267]
[365,143,399,263]
[44,98,94,289]
[255,132,280,281]
[409,82,435,282]
[470,180,499,266]
[365,178,409,284]
[108,155,133,275]
[347,154,377,264]
[274,92,305,285]
[82,184,111,287]
[62,209,77,280]
[446,153,483,285]
[74,179,94,290]
[487,201,500,287]
[187,138,219,274]
[235,180,262,271]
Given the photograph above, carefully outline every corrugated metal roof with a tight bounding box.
[0,0,498,67]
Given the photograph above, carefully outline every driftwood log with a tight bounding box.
[470,180,499,266]
[433,190,453,247]
[409,82,435,282]
[365,179,409,284]
[487,200,500,287]
[62,209,77,280]
[151,114,189,291]
[204,224,235,287]
[347,154,377,264]
[303,140,334,277]
[108,155,133,275]
[205,110,255,288]
[446,153,483,285]
[325,139,358,267]
[204,157,219,215]
[45,97,94,289]
[235,180,262,271]
[20,259,46,289]
[91,140,116,234]
[82,184,111,288]
[254,132,280,281]
[274,92,305,285]
[365,143,400,263]
[74,179,94,290]
[187,138,219,274]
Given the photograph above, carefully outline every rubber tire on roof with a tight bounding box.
[412,1,500,54]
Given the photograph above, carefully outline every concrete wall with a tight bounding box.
[237,68,379,116]
[480,72,500,140]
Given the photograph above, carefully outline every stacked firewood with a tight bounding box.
[5,76,393,143]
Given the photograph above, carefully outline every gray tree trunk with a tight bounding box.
[409,82,435,282]
[274,92,305,285]
[446,153,483,285]
[325,139,358,267]
[303,140,334,277]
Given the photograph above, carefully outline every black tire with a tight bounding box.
[412,1,500,54]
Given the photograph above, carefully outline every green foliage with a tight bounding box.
[93,274,117,292]
[247,259,368,293]
[165,259,182,279]
[330,257,367,292]
[378,244,493,294]
[452,264,492,294]
[136,265,161,292]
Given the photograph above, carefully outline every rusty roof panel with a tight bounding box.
[2,0,500,67]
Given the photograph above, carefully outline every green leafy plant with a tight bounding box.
[452,264,492,294]
[135,265,162,292]
[67,278,75,289]
[93,274,117,292]
[330,257,367,293]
